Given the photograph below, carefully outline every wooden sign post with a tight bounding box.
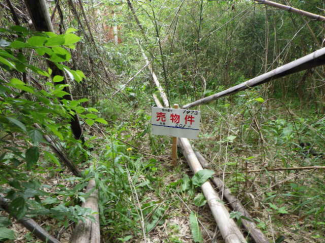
[172,104,179,166]
[151,105,201,166]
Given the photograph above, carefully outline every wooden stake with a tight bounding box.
[172,104,179,166]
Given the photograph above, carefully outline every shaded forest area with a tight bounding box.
[0,0,324,242]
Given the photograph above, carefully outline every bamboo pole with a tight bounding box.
[0,197,60,243]
[179,138,247,243]
[195,151,270,243]
[172,104,179,166]
[138,39,170,108]
[217,166,325,174]
[183,47,325,109]
[255,0,325,22]
[70,179,100,243]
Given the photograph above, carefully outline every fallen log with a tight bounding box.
[70,179,100,243]
[195,151,269,243]
[255,0,325,22]
[0,197,60,243]
[183,47,325,109]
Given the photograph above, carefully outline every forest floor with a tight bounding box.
[7,96,325,243]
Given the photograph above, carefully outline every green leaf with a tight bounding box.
[95,118,108,125]
[0,217,11,227]
[192,169,214,187]
[0,56,15,69]
[53,75,64,82]
[9,197,27,220]
[189,212,203,243]
[255,97,265,103]
[194,193,206,207]
[117,235,133,242]
[64,33,81,45]
[86,113,98,119]
[7,117,26,132]
[51,46,71,62]
[180,175,191,192]
[25,146,39,169]
[66,28,78,34]
[85,119,95,126]
[10,78,25,85]
[28,130,44,145]
[0,227,15,240]
[10,41,28,49]
[27,36,46,47]
[10,25,28,33]
[35,47,53,56]
[45,36,65,46]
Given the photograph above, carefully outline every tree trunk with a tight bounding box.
[24,0,84,141]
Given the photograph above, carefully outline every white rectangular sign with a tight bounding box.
[151,107,201,139]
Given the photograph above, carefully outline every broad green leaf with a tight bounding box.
[44,151,61,168]
[64,33,81,45]
[10,25,28,33]
[25,146,39,169]
[52,46,71,61]
[117,235,133,242]
[14,84,35,94]
[0,227,15,240]
[192,169,214,187]
[0,56,15,69]
[9,197,27,220]
[53,75,64,82]
[189,212,203,243]
[10,78,25,85]
[85,119,95,126]
[194,193,206,207]
[0,217,11,227]
[180,175,191,192]
[42,197,59,205]
[255,97,265,103]
[52,90,69,98]
[10,41,28,49]
[35,47,53,56]
[66,28,78,34]
[45,36,65,46]
[7,117,26,132]
[27,36,46,47]
[95,118,108,125]
[86,113,98,119]
[28,130,44,145]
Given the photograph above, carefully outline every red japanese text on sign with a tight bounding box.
[170,114,180,124]
[156,112,166,122]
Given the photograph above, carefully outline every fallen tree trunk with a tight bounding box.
[183,47,325,109]
[0,197,60,243]
[195,151,269,243]
[70,179,100,243]
[255,0,325,22]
